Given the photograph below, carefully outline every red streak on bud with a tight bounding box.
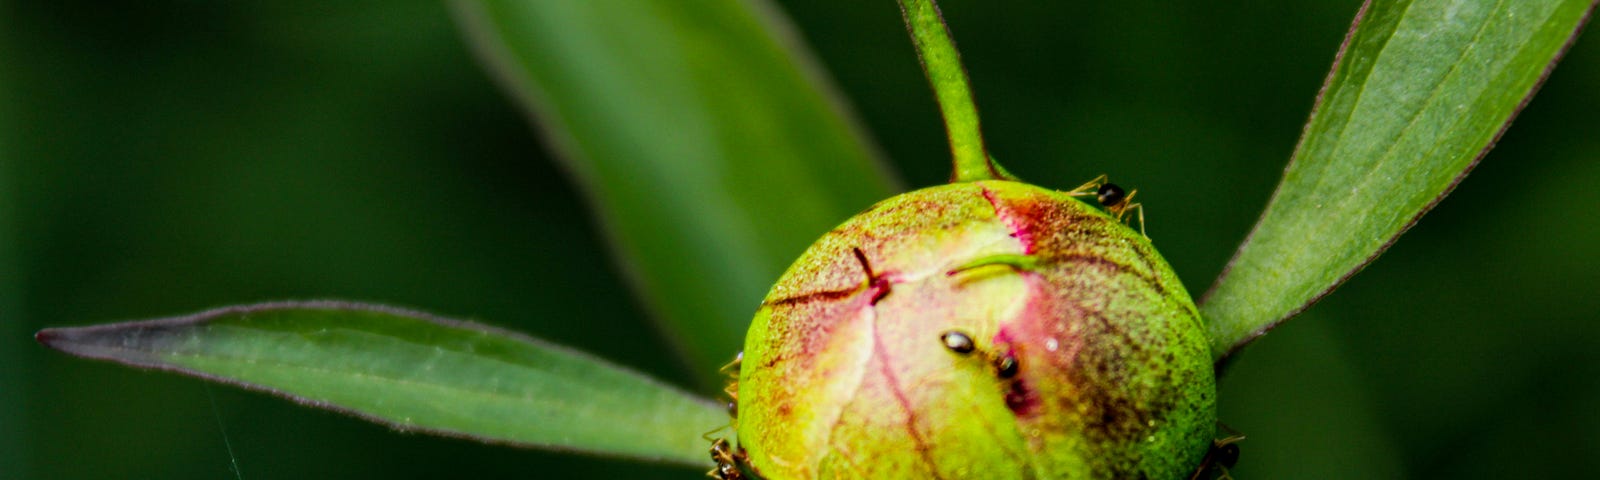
[980,186,1036,254]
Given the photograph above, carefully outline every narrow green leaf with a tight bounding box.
[895,0,1013,182]
[1202,0,1597,360]
[35,302,726,467]
[450,0,900,380]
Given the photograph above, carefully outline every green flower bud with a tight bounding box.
[735,180,1215,479]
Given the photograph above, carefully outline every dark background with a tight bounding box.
[5,1,1596,478]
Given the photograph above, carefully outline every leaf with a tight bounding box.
[34,301,726,467]
[1201,0,1597,360]
[449,0,901,381]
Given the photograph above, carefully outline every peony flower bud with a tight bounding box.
[734,180,1215,479]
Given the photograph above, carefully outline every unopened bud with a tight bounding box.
[736,180,1214,479]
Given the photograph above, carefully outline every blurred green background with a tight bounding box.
[4,1,1596,478]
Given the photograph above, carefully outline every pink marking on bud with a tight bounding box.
[980,186,1035,253]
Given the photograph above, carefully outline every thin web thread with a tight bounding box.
[204,384,244,480]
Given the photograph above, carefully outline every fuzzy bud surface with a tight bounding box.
[736,180,1215,479]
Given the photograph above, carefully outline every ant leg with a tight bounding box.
[1130,202,1146,238]
[719,352,742,403]
[719,352,742,374]
[1066,174,1108,197]
[1216,422,1243,438]
[1119,188,1138,216]
[1114,188,1146,238]
[702,424,731,442]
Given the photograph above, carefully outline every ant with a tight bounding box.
[939,330,1020,380]
[702,429,753,480]
[1188,429,1245,480]
[702,351,751,479]
[1067,174,1146,237]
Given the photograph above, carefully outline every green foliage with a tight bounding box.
[36,302,725,467]
[1202,0,1597,359]
[9,0,1600,478]
[453,0,899,379]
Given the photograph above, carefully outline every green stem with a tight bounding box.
[896,0,1014,183]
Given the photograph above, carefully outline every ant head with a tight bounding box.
[1215,442,1240,469]
[940,330,976,354]
[1097,183,1127,207]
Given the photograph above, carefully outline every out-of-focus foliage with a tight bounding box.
[452,0,897,380]
[6,1,1597,478]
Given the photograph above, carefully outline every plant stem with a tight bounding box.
[896,0,1014,183]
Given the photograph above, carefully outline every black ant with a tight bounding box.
[1067,174,1146,237]
[702,430,752,480]
[1188,430,1245,480]
[939,330,1019,379]
[703,352,751,479]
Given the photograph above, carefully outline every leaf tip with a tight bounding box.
[34,321,168,366]
[35,325,94,356]
[34,327,61,348]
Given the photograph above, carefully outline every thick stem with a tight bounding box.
[896,0,1015,183]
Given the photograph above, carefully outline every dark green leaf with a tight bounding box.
[35,302,726,467]
[1202,0,1597,360]
[450,0,900,380]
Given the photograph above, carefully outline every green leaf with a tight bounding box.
[1201,0,1597,360]
[450,0,900,381]
[35,302,726,467]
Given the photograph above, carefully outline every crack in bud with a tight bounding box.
[853,247,893,305]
